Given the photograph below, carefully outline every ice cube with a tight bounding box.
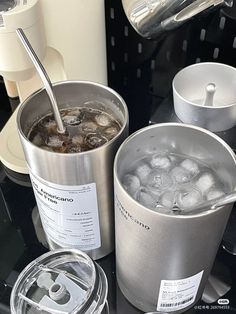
[195,172,215,194]
[68,108,81,116]
[72,135,84,145]
[180,159,199,176]
[62,115,81,126]
[176,186,203,210]
[134,163,152,184]
[153,205,173,214]
[85,133,108,148]
[32,134,44,146]
[122,174,140,196]
[206,189,225,201]
[104,127,119,138]
[79,122,97,132]
[147,170,173,192]
[159,191,176,209]
[67,145,82,153]
[137,190,156,209]
[170,166,192,184]
[150,154,172,169]
[47,135,64,148]
[169,154,178,164]
[95,114,111,127]
[44,120,57,133]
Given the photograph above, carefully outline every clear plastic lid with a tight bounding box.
[10,249,107,314]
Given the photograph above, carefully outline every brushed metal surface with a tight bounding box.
[121,0,232,39]
[17,81,129,260]
[173,62,236,132]
[114,123,236,313]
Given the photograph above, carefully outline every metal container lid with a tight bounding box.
[10,249,108,314]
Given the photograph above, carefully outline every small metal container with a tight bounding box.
[173,62,236,132]
[114,123,236,313]
[17,81,129,260]
[10,249,108,314]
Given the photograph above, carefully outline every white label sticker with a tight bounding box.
[29,171,101,250]
[157,271,204,312]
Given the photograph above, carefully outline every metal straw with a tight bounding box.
[16,28,65,134]
[174,190,236,214]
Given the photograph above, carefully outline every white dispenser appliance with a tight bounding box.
[0,0,107,175]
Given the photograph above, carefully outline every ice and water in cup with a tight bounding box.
[28,104,121,153]
[122,153,226,214]
[28,105,227,214]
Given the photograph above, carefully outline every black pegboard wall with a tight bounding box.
[105,0,236,132]
[105,0,158,132]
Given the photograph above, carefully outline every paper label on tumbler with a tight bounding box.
[29,172,101,250]
[157,271,204,312]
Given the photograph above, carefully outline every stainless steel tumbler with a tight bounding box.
[114,123,236,313]
[17,81,129,260]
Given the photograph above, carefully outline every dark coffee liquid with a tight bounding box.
[28,107,121,153]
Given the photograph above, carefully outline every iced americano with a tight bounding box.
[28,106,121,153]
[122,153,226,213]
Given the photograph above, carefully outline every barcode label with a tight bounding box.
[157,271,203,312]
[160,296,194,308]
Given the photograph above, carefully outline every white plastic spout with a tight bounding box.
[37,273,68,302]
